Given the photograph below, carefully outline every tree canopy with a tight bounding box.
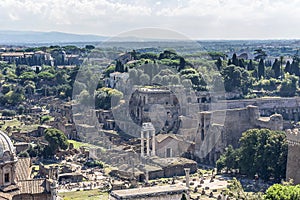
[265,184,300,200]
[95,87,123,110]
[217,129,287,181]
[44,128,69,157]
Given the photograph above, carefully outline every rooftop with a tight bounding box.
[110,185,187,199]
[15,157,31,181]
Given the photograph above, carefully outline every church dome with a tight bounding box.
[0,131,16,160]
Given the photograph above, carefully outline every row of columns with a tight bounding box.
[141,129,156,157]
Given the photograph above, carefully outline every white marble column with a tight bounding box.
[184,168,190,188]
[146,131,150,156]
[141,131,144,157]
[152,130,156,156]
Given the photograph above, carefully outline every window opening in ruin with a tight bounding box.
[4,173,9,183]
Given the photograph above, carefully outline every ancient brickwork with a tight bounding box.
[195,105,283,164]
[286,129,300,184]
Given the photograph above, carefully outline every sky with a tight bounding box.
[1,0,300,40]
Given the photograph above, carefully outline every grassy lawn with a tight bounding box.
[59,189,108,200]
[0,119,39,132]
[0,119,21,130]
[68,140,97,149]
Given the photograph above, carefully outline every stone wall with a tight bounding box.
[195,105,283,164]
[223,97,300,121]
[286,129,300,184]
[13,194,51,200]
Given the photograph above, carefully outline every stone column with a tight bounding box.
[145,170,149,183]
[51,180,58,200]
[141,131,144,157]
[152,130,156,156]
[184,168,191,200]
[146,131,150,156]
[184,168,190,188]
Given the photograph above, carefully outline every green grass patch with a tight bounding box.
[0,119,39,133]
[68,140,97,149]
[59,189,108,200]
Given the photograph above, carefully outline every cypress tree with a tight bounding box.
[272,59,280,78]
[247,59,254,70]
[285,60,291,73]
[258,59,265,79]
[228,59,232,65]
[239,59,245,68]
[216,57,222,71]
[291,60,300,76]
[232,53,239,66]
[178,57,186,71]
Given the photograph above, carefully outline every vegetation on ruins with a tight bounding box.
[94,87,123,109]
[265,183,300,200]
[1,45,300,114]
[216,129,287,182]
[44,128,69,157]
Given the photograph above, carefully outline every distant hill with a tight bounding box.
[0,30,108,45]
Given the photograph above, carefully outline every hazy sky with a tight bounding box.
[1,0,300,39]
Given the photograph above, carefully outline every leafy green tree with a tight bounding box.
[95,87,123,109]
[115,60,124,72]
[3,88,24,106]
[1,84,11,95]
[254,49,267,61]
[78,90,92,106]
[158,49,177,60]
[265,184,300,200]
[140,52,158,60]
[55,70,69,85]
[85,45,95,50]
[216,145,238,172]
[170,75,180,85]
[44,128,69,156]
[152,75,162,84]
[140,74,150,85]
[279,74,298,97]
[181,194,187,200]
[217,129,287,181]
[38,71,55,80]
[17,105,25,115]
[238,129,287,181]
[180,68,206,88]
[41,115,52,123]
[2,109,16,116]
[19,71,36,82]
[221,65,251,94]
[104,65,115,77]
[258,59,265,79]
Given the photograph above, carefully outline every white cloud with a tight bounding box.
[0,0,299,39]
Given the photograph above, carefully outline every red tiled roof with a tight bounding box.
[15,158,31,181]
[18,179,47,194]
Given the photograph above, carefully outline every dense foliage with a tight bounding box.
[94,87,123,109]
[44,128,69,157]
[265,184,300,200]
[1,46,300,112]
[216,129,287,181]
